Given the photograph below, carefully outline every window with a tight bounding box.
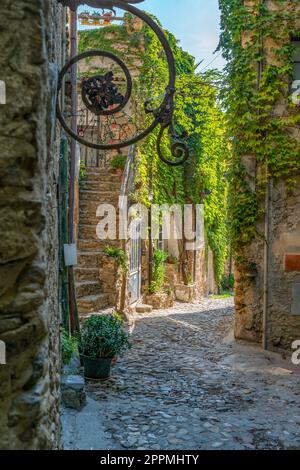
[292,39,300,81]
[291,39,300,104]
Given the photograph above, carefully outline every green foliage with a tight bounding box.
[104,246,128,274]
[149,249,168,294]
[135,23,230,284]
[211,292,234,299]
[80,315,131,359]
[78,14,230,285]
[218,0,300,251]
[110,155,127,170]
[79,161,86,189]
[61,328,79,365]
[221,273,235,292]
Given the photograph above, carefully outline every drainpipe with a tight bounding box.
[263,178,272,350]
[258,0,271,350]
[148,162,154,287]
[59,7,69,332]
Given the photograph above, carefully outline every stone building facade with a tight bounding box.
[0,0,65,449]
[233,0,300,351]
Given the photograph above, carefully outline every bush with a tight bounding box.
[110,155,127,170]
[80,315,131,359]
[221,273,234,292]
[104,246,128,274]
[149,250,168,294]
[61,328,79,365]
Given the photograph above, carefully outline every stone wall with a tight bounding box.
[0,0,64,449]
[234,0,300,351]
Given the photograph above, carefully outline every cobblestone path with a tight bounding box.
[83,298,300,450]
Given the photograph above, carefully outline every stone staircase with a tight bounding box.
[75,167,122,317]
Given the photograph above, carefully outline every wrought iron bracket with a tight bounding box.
[57,0,190,166]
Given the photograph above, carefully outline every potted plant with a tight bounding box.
[79,315,131,380]
[110,155,127,177]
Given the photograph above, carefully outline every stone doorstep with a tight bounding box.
[135,304,153,314]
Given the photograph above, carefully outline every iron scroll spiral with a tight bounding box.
[57,0,190,166]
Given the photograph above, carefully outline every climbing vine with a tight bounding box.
[135,20,229,284]
[218,0,300,252]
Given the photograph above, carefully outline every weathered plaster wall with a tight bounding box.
[234,0,300,351]
[0,0,64,449]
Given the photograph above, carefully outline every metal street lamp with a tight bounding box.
[57,0,190,166]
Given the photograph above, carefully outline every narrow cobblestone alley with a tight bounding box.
[62,298,300,450]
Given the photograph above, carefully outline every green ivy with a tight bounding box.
[149,249,168,294]
[79,15,230,285]
[218,0,300,252]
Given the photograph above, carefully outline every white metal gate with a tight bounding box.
[128,219,142,304]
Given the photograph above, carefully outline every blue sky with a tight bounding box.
[140,0,224,70]
[78,0,224,70]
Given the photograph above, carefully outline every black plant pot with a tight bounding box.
[81,355,113,380]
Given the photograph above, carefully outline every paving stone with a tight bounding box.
[62,297,300,450]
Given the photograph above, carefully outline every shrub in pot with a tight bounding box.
[80,315,130,380]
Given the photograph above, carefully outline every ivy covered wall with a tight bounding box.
[219,0,300,349]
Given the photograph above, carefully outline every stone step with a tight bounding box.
[135,304,153,314]
[79,199,120,211]
[77,293,110,315]
[78,239,119,252]
[77,252,102,268]
[84,172,121,183]
[79,191,119,208]
[80,306,115,321]
[85,166,113,173]
[79,215,122,226]
[80,181,121,192]
[76,281,102,298]
[75,267,100,282]
[78,225,99,241]
[78,224,123,242]
[79,206,121,217]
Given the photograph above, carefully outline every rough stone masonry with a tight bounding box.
[234,0,300,351]
[0,0,64,449]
